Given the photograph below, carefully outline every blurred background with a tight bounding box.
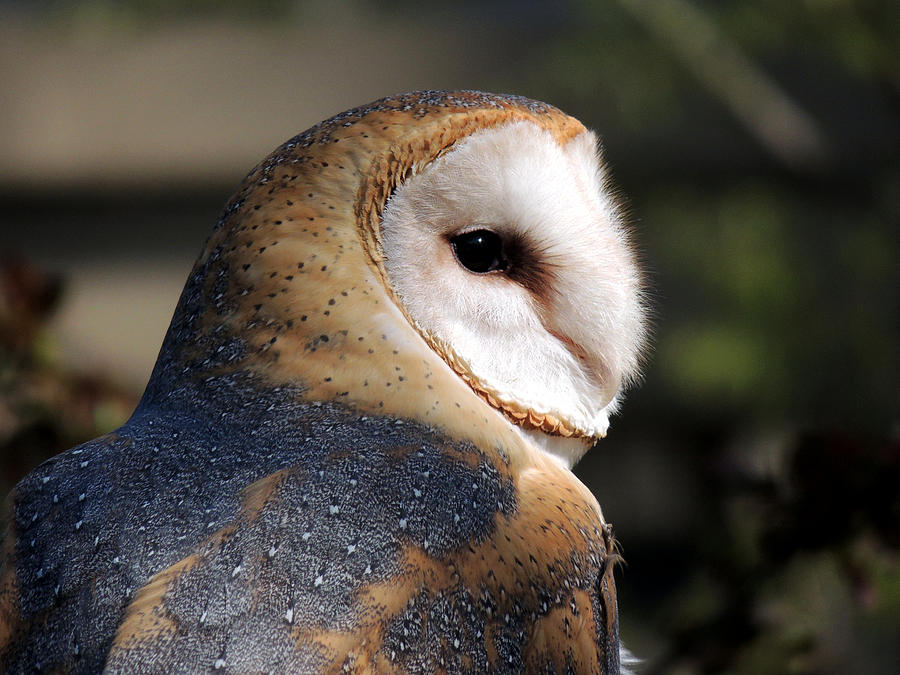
[1,1,898,672]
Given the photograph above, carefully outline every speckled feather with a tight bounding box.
[0,91,622,673]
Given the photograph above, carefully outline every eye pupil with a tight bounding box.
[450,229,507,274]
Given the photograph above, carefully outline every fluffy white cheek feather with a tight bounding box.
[381,121,645,456]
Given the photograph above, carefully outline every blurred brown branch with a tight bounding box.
[617,0,830,170]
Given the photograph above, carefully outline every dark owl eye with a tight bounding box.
[450,229,508,274]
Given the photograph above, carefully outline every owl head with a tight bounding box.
[151,91,647,468]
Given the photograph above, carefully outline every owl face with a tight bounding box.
[381,121,645,466]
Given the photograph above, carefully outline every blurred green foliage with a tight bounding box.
[25,0,297,26]
[0,259,138,518]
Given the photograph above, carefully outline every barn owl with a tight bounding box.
[0,91,645,672]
